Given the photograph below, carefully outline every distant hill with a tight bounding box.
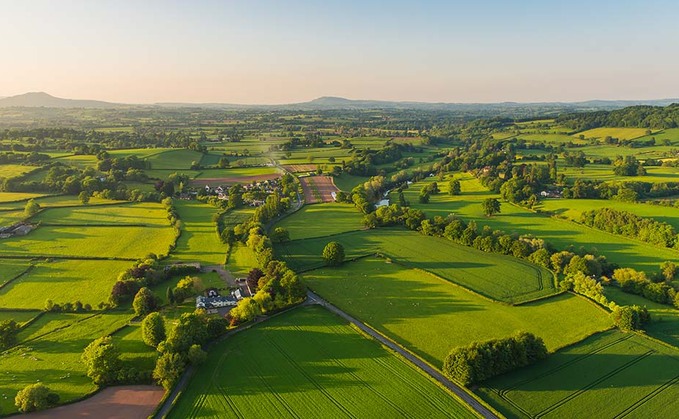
[0,92,119,109]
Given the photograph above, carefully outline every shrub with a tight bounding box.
[14,383,59,413]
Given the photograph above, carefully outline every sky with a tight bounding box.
[0,0,678,104]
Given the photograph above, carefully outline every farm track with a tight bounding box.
[306,291,498,419]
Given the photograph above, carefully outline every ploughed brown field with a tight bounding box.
[283,164,317,173]
[300,176,339,203]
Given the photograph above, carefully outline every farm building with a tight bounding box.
[196,289,243,309]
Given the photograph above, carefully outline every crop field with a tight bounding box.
[53,154,98,168]
[401,175,679,273]
[167,305,476,419]
[604,287,679,348]
[279,228,557,303]
[300,176,338,204]
[0,164,40,178]
[575,127,655,140]
[191,166,280,186]
[0,311,134,414]
[0,259,133,309]
[276,203,364,240]
[282,163,317,172]
[146,149,205,170]
[304,258,612,366]
[168,200,228,265]
[477,330,679,419]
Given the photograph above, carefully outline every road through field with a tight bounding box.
[306,290,499,419]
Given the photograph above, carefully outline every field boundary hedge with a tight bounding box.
[0,263,34,290]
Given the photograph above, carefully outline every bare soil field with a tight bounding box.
[300,176,339,203]
[19,386,165,419]
[283,164,317,172]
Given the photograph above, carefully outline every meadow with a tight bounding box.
[146,149,205,170]
[279,228,556,304]
[32,202,171,226]
[168,200,228,265]
[477,330,679,419]
[562,164,679,183]
[400,175,679,273]
[167,305,477,419]
[0,192,47,203]
[0,259,133,309]
[0,164,41,178]
[0,311,134,414]
[276,203,364,240]
[575,127,655,140]
[304,257,612,366]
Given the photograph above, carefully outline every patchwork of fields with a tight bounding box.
[304,257,612,366]
[168,306,477,419]
[278,228,557,304]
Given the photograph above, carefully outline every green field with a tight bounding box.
[305,257,612,366]
[539,198,679,231]
[276,203,364,240]
[563,164,679,183]
[575,127,655,140]
[32,202,171,226]
[0,259,133,309]
[168,200,228,265]
[193,166,280,179]
[0,311,134,414]
[0,192,48,203]
[401,175,679,273]
[279,228,556,304]
[0,164,40,178]
[477,330,679,419]
[168,305,477,419]
[146,149,205,170]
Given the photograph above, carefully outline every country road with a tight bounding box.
[306,290,499,419]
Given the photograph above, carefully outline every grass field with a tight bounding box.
[0,310,38,324]
[0,311,133,414]
[539,198,679,231]
[0,164,41,178]
[477,330,679,419]
[0,224,175,259]
[168,305,477,419]
[193,166,279,179]
[401,175,679,273]
[146,149,205,170]
[279,228,556,304]
[331,173,366,191]
[0,259,133,309]
[562,164,679,183]
[0,192,47,203]
[575,127,655,140]
[276,203,364,240]
[0,259,32,287]
[32,202,171,226]
[304,258,612,366]
[168,200,228,265]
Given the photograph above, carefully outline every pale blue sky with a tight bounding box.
[0,0,677,103]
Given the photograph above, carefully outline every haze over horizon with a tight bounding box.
[2,0,678,105]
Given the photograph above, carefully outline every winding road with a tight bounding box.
[306,290,499,419]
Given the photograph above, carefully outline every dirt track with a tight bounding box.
[20,385,165,419]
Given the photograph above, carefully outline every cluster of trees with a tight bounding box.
[562,179,679,201]
[109,256,199,306]
[613,267,678,307]
[14,383,60,413]
[343,144,405,176]
[580,208,678,248]
[0,151,50,165]
[613,156,646,176]
[611,305,651,332]
[81,336,150,386]
[557,104,679,130]
[229,261,305,325]
[44,299,93,313]
[418,181,439,204]
[442,332,548,386]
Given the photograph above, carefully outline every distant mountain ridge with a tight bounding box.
[1,91,678,111]
[0,92,119,109]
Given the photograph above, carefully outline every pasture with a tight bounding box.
[562,164,679,183]
[167,305,476,419]
[0,192,47,203]
[0,311,134,414]
[0,164,40,178]
[279,228,557,304]
[32,202,172,226]
[574,127,655,140]
[146,149,205,170]
[401,175,679,273]
[304,258,612,366]
[275,203,364,240]
[168,200,228,265]
[477,330,679,419]
[0,259,132,309]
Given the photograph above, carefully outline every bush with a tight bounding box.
[14,383,59,413]
[322,241,345,267]
[81,336,122,385]
[611,305,650,331]
[153,351,186,390]
[188,344,207,365]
